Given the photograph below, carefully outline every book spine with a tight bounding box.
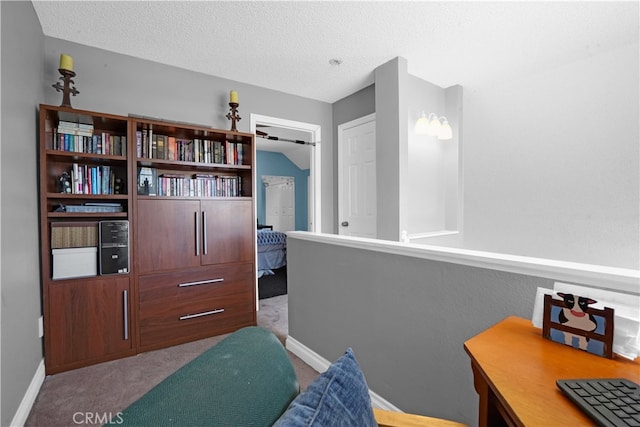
[104,132,111,155]
[92,167,97,195]
[71,163,78,194]
[136,131,142,157]
[152,134,157,159]
[148,126,153,159]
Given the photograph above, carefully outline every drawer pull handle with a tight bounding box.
[179,308,224,320]
[178,278,224,287]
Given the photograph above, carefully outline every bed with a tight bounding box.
[257,229,287,278]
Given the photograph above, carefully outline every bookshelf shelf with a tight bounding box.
[135,195,253,201]
[46,193,129,199]
[47,212,129,219]
[46,150,127,163]
[137,157,251,170]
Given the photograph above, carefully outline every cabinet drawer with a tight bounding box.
[138,264,255,348]
[139,263,253,305]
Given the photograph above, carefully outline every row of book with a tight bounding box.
[135,130,244,165]
[156,174,244,197]
[137,167,243,197]
[69,163,124,195]
[53,129,127,156]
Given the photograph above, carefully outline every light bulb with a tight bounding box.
[415,112,429,135]
[438,118,453,140]
[426,113,441,136]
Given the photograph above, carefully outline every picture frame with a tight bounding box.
[542,293,615,359]
[137,167,157,196]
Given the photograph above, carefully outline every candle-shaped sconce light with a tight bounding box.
[226,90,241,132]
[52,53,79,107]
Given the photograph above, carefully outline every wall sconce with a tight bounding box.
[415,112,453,140]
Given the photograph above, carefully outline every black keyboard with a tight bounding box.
[557,378,640,427]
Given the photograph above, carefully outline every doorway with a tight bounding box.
[250,115,321,232]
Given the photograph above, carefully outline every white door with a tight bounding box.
[264,176,295,232]
[338,114,376,238]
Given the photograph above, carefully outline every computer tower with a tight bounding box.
[99,220,129,275]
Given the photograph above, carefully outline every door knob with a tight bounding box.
[341,221,349,226]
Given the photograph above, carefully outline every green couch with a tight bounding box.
[111,326,466,426]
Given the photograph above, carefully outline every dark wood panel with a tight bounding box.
[46,276,131,370]
[201,200,254,265]
[136,199,201,274]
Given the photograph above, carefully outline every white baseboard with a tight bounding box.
[285,336,332,373]
[285,336,402,412]
[10,358,45,427]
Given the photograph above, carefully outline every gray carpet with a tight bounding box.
[25,295,319,427]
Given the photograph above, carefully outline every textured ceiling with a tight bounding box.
[32,1,638,104]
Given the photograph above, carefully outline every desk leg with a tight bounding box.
[471,363,509,427]
[471,363,490,427]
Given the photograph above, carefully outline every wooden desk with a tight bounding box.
[464,316,640,427]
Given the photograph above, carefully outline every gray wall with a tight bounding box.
[42,37,335,233]
[1,2,45,425]
[286,235,626,426]
[374,57,408,241]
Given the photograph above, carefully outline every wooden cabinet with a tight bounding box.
[47,277,131,372]
[136,199,254,275]
[38,105,256,374]
[131,116,256,352]
[38,105,135,374]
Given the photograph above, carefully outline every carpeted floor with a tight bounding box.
[25,295,319,427]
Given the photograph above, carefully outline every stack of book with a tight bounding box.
[58,120,93,137]
[53,120,126,156]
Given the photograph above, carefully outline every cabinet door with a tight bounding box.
[47,276,131,369]
[201,200,254,266]
[137,199,201,274]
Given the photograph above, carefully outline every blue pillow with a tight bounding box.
[273,348,377,427]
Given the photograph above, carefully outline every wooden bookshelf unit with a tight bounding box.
[129,115,256,353]
[38,105,257,374]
